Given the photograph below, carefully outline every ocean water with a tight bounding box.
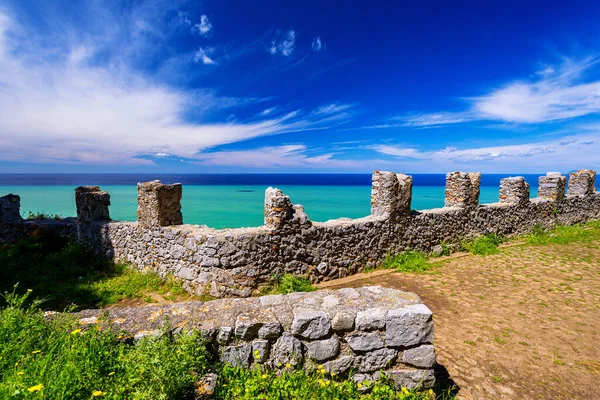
[0,174,541,229]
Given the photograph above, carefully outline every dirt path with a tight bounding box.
[320,241,600,399]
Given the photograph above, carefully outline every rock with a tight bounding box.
[304,337,340,362]
[322,355,354,376]
[345,332,384,352]
[177,267,197,281]
[235,309,279,341]
[133,329,162,342]
[252,339,270,363]
[222,343,252,368]
[385,304,434,347]
[385,369,435,390]
[291,308,330,339]
[216,326,232,345]
[194,372,217,399]
[258,321,282,339]
[401,344,436,368]
[317,262,328,275]
[430,244,444,257]
[331,311,355,332]
[352,373,374,392]
[355,348,398,373]
[355,308,387,331]
[271,333,303,367]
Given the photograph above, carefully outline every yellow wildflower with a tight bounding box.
[318,379,325,387]
[401,386,410,395]
[108,372,115,376]
[32,350,41,354]
[27,289,33,293]
[357,383,362,389]
[92,390,106,397]
[285,363,291,368]
[17,371,24,376]
[27,384,44,393]
[71,329,82,335]
[261,374,267,379]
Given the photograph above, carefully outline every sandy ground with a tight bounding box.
[319,240,600,399]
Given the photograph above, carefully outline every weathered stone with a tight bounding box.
[345,332,384,352]
[385,369,435,390]
[222,343,252,368]
[371,171,412,218]
[252,339,270,363]
[499,177,530,206]
[444,172,481,208]
[0,194,23,244]
[355,348,398,373]
[264,187,293,230]
[401,344,436,368]
[322,355,354,376]
[317,262,328,275]
[216,326,232,345]
[271,333,303,367]
[194,373,218,399]
[137,180,183,228]
[235,309,279,341]
[304,337,340,362]
[291,308,330,339]
[538,173,566,202]
[258,321,282,339]
[568,169,596,196]
[355,308,387,331]
[177,267,197,281]
[386,304,434,347]
[75,186,110,223]
[331,311,355,332]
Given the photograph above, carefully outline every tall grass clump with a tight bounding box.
[461,234,503,256]
[382,251,431,273]
[524,222,600,246]
[277,274,316,294]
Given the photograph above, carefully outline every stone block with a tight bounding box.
[222,343,252,368]
[75,186,110,223]
[322,355,354,375]
[345,331,384,352]
[401,344,436,368]
[538,173,566,202]
[271,333,303,367]
[252,339,270,363]
[0,194,24,243]
[137,180,182,228]
[304,337,340,362]
[385,304,434,347]
[444,172,481,208]
[264,187,293,230]
[355,348,398,373]
[291,308,330,339]
[385,369,435,390]
[568,169,596,196]
[370,171,412,218]
[499,177,530,206]
[331,311,356,332]
[355,308,387,331]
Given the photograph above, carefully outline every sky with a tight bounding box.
[1,0,600,174]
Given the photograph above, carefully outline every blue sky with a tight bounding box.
[1,0,600,173]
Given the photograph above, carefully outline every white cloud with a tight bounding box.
[191,14,212,36]
[194,46,215,64]
[401,56,600,126]
[312,36,324,52]
[371,134,600,172]
[0,10,352,166]
[269,29,295,57]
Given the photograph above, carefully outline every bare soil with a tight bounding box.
[319,240,600,399]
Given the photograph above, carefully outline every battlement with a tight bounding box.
[2,169,598,297]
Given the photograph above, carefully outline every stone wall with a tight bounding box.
[0,194,23,244]
[2,169,599,298]
[74,286,436,390]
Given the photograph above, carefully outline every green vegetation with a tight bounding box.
[461,234,503,256]
[524,221,600,246]
[0,235,191,310]
[261,274,316,295]
[381,251,432,273]
[26,212,62,220]
[0,288,446,400]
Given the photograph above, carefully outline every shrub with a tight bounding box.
[381,251,430,273]
[461,234,503,256]
[277,274,316,295]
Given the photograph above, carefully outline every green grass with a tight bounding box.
[276,274,316,295]
[461,234,503,256]
[0,235,191,310]
[0,289,448,400]
[524,222,600,246]
[381,251,432,273]
[26,211,62,220]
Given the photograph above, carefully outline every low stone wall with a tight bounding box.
[74,286,436,390]
[2,169,599,297]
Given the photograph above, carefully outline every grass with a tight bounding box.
[461,234,503,256]
[26,211,62,220]
[0,235,192,310]
[381,251,432,273]
[0,288,446,400]
[261,274,316,295]
[524,221,600,246]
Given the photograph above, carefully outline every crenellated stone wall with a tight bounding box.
[0,194,23,244]
[74,286,436,390]
[2,169,599,297]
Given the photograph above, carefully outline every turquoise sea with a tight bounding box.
[0,180,539,229]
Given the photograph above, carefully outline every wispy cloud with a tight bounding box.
[191,14,212,36]
[401,56,600,126]
[269,29,295,56]
[194,46,216,64]
[0,9,352,166]
[312,36,325,52]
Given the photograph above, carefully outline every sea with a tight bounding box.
[0,174,541,229]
